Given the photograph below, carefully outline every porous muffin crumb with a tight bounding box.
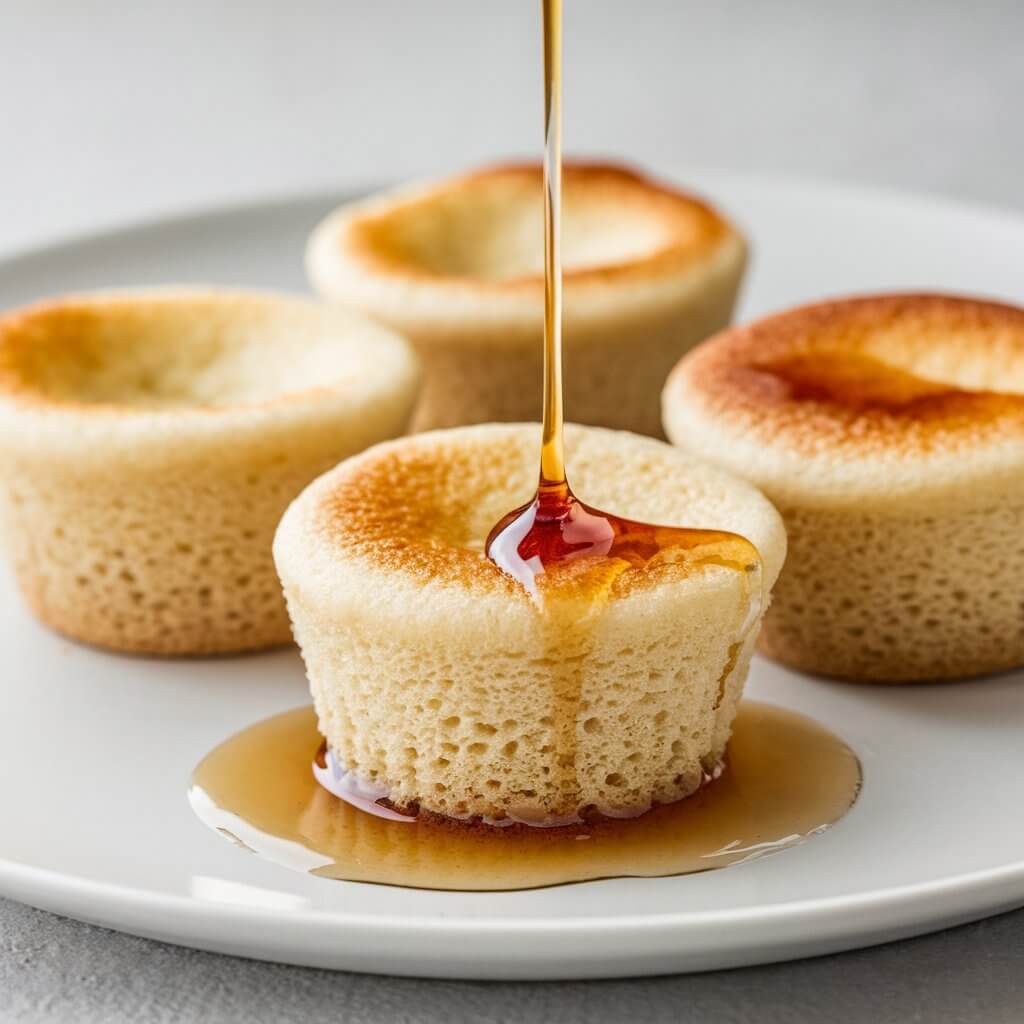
[275,424,785,822]
[0,289,420,654]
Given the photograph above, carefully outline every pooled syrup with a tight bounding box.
[189,701,861,891]
[188,0,861,886]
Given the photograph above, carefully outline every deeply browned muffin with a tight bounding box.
[664,293,1024,682]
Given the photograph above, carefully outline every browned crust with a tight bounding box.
[669,293,1024,457]
[313,441,519,596]
[0,292,359,417]
[303,428,766,601]
[343,160,737,291]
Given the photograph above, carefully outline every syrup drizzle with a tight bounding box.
[485,0,762,607]
[188,0,862,884]
[483,0,765,806]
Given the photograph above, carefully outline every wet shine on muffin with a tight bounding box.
[663,293,1024,682]
[274,424,785,824]
[306,162,747,437]
[0,289,419,654]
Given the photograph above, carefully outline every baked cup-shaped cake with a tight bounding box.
[306,162,747,437]
[0,290,419,655]
[663,293,1024,682]
[274,424,785,825]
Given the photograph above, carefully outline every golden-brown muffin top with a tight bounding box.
[341,162,733,289]
[306,163,746,333]
[0,290,416,413]
[274,424,786,605]
[666,293,1024,461]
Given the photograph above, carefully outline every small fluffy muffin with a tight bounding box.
[306,162,747,436]
[0,289,419,655]
[274,424,785,824]
[663,293,1024,683]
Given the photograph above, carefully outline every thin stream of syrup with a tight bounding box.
[187,0,862,888]
[540,0,565,490]
[484,0,765,808]
[485,0,762,609]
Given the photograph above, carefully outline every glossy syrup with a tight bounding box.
[188,0,862,887]
[483,0,764,799]
[189,702,861,891]
[485,0,762,611]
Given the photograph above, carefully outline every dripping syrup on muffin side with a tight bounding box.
[479,0,767,823]
[486,0,762,626]
[188,0,862,891]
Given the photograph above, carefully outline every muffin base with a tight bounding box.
[406,264,743,437]
[289,582,760,823]
[3,469,303,655]
[758,496,1024,682]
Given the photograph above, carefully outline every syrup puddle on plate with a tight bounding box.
[189,2,860,894]
[188,701,861,892]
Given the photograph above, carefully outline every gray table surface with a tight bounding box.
[1,1,1022,1021]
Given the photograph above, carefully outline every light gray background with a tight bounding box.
[1,1,1022,1021]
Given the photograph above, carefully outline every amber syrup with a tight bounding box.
[188,0,861,891]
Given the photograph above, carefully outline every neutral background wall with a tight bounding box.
[1,1,1023,1022]
[1,0,1021,254]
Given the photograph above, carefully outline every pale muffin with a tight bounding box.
[307,162,747,436]
[0,289,419,655]
[274,424,785,824]
[663,293,1024,682]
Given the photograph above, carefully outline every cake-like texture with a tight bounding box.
[306,162,747,437]
[662,292,1024,682]
[274,424,785,824]
[0,289,419,655]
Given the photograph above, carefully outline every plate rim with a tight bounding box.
[3,848,1024,934]
[2,174,1024,974]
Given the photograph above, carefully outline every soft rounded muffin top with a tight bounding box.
[0,289,420,456]
[663,293,1024,503]
[0,289,414,410]
[274,423,786,616]
[306,162,745,329]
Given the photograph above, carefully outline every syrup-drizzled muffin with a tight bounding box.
[306,162,747,437]
[0,289,419,655]
[274,424,785,825]
[663,293,1024,682]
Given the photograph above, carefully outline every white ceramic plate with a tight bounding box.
[1,176,1023,980]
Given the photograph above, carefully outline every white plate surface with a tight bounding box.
[1,175,1023,980]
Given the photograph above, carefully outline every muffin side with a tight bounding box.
[663,292,1024,681]
[275,424,785,821]
[0,290,420,654]
[307,162,747,437]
